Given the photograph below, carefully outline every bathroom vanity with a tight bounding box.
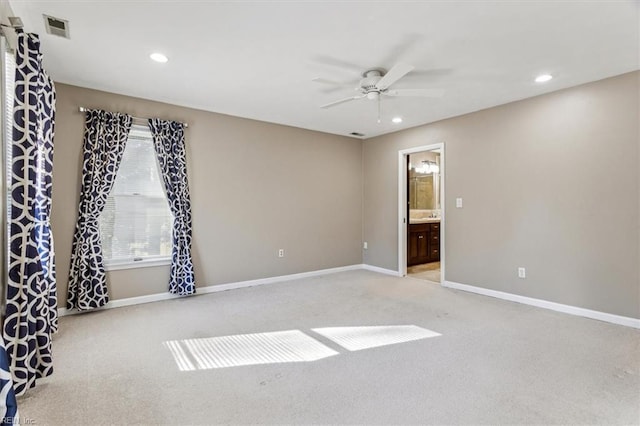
[408,220,440,266]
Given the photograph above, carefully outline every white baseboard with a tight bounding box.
[59,264,363,317]
[443,280,640,329]
[61,266,638,329]
[197,264,362,294]
[58,291,184,316]
[362,264,402,277]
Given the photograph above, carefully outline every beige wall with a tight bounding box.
[11,62,640,319]
[363,71,640,318]
[53,83,363,306]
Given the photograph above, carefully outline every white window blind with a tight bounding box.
[99,124,173,267]
[4,47,15,285]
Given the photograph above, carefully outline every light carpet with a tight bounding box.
[18,270,640,425]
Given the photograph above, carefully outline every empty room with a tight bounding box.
[0,0,638,424]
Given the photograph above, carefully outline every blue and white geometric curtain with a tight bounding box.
[67,110,132,310]
[2,30,57,397]
[0,338,19,424]
[148,119,195,295]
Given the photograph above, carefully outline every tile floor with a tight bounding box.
[407,261,441,283]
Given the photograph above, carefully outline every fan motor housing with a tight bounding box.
[360,69,384,93]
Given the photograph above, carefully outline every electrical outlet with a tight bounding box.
[518,267,526,278]
[278,249,284,258]
[363,242,368,250]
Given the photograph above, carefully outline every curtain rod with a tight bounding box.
[78,106,188,128]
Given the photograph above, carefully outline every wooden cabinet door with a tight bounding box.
[408,231,420,265]
[417,232,428,262]
[409,231,429,265]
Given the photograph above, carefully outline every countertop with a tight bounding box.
[409,218,441,224]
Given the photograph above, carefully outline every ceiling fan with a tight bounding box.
[313,62,444,111]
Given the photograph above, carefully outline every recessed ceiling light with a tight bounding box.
[535,74,553,83]
[392,117,403,124]
[150,52,168,63]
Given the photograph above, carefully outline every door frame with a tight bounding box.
[397,143,445,281]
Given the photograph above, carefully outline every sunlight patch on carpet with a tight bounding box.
[163,340,196,371]
[164,330,338,371]
[311,325,441,351]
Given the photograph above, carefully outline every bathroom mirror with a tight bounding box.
[408,152,440,210]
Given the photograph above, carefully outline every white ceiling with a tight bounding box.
[8,1,640,139]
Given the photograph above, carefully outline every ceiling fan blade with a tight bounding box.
[320,95,365,109]
[403,68,453,79]
[384,88,445,98]
[375,63,415,91]
[378,33,423,67]
[312,77,357,87]
[313,56,363,73]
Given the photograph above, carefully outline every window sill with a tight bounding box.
[104,257,171,271]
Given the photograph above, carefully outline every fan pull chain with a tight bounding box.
[377,96,381,123]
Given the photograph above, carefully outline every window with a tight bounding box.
[99,124,173,269]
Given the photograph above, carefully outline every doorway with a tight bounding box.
[397,143,445,283]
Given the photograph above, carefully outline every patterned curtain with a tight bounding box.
[67,110,132,310]
[2,31,57,396]
[0,337,19,424]
[148,119,195,295]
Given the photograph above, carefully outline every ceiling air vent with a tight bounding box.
[349,132,365,137]
[43,15,70,39]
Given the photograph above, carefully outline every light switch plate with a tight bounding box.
[456,197,463,208]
